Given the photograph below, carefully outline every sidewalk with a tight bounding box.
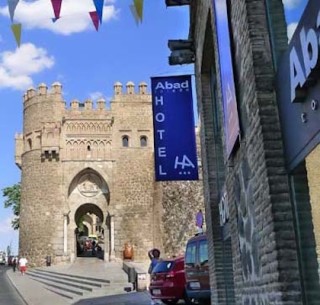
[6,258,153,305]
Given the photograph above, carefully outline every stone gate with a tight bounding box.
[15,81,204,267]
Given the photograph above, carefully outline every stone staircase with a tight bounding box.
[25,260,133,302]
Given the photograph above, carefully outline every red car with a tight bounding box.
[149,256,192,305]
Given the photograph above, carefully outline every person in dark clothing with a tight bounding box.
[12,258,17,272]
[92,240,96,256]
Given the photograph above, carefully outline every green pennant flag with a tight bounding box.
[133,0,143,22]
[129,4,140,25]
[11,23,21,47]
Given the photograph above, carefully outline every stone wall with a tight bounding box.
[160,180,204,257]
[190,0,303,304]
[17,81,204,266]
[305,145,320,277]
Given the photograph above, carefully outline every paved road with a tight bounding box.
[0,266,26,305]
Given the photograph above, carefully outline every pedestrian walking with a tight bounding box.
[196,209,204,234]
[148,248,161,305]
[12,258,17,272]
[18,256,28,275]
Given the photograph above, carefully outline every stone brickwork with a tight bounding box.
[190,0,304,304]
[16,81,204,267]
[306,145,320,274]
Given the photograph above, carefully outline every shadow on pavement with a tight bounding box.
[72,291,151,305]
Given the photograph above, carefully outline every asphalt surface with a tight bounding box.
[0,265,26,305]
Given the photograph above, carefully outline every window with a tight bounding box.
[140,136,147,147]
[122,135,129,147]
[199,240,208,265]
[27,138,32,150]
[152,261,174,273]
[185,242,196,266]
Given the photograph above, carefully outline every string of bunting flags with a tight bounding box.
[7,0,144,47]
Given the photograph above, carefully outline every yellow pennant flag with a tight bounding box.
[133,0,143,22]
[11,23,22,47]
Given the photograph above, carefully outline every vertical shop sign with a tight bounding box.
[276,0,320,170]
[213,0,240,157]
[151,75,198,181]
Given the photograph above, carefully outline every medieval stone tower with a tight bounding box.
[15,81,204,267]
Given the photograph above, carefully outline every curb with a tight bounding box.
[6,269,29,305]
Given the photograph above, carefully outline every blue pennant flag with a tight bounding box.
[8,0,19,22]
[93,0,104,24]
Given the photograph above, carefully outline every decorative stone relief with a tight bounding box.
[235,158,261,282]
[65,139,110,160]
[65,121,111,134]
[78,174,101,197]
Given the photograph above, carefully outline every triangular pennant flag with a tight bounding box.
[129,4,140,26]
[133,0,143,22]
[11,23,21,47]
[8,0,19,23]
[51,0,62,19]
[93,0,104,24]
[89,11,99,31]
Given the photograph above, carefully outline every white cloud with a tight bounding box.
[0,0,119,35]
[0,43,54,91]
[287,22,298,42]
[89,91,104,100]
[282,0,301,10]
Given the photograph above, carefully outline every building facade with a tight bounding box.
[188,0,320,304]
[16,81,204,267]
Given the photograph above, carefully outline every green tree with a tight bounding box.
[2,183,21,230]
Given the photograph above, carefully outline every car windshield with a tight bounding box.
[152,261,174,273]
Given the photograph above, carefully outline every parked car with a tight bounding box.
[0,252,6,265]
[7,255,15,266]
[149,256,192,305]
[185,233,211,305]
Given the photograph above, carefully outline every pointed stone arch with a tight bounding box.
[68,167,110,203]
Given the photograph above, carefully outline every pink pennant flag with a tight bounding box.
[51,0,62,19]
[89,11,99,31]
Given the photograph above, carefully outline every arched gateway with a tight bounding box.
[16,81,204,267]
[16,81,164,267]
[68,168,109,261]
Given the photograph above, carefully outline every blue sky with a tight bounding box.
[0,0,308,255]
[0,0,192,255]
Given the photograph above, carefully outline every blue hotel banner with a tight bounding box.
[151,75,198,181]
[213,0,240,157]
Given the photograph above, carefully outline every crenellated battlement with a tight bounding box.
[23,82,63,103]
[113,81,149,96]
[23,81,151,112]
[69,98,107,111]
